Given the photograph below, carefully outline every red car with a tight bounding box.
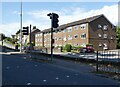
[79,46,94,53]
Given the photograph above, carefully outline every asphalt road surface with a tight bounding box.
[2,53,120,86]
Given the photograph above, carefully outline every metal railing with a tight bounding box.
[96,51,120,74]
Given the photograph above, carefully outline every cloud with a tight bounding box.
[1,4,118,37]
[27,4,118,25]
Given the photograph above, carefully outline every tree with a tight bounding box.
[116,26,120,49]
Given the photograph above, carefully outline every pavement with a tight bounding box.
[1,52,120,86]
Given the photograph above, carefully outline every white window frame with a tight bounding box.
[81,43,86,47]
[74,34,78,39]
[80,33,86,39]
[98,33,102,38]
[74,43,79,46]
[103,34,107,38]
[74,25,78,30]
[67,27,72,32]
[63,29,66,33]
[99,43,102,47]
[103,25,108,30]
[68,35,72,40]
[80,24,86,30]
[98,24,102,28]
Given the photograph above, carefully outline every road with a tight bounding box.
[2,52,120,86]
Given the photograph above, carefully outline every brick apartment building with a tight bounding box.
[35,14,116,51]
[25,28,40,45]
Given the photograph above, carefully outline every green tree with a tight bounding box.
[116,26,120,49]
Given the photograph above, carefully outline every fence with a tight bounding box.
[96,50,120,75]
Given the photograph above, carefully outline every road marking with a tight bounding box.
[43,80,47,82]
[56,77,59,80]
[66,75,70,78]
[26,82,31,85]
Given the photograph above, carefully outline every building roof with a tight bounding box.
[42,14,114,33]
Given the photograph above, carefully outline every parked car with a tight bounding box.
[79,46,94,53]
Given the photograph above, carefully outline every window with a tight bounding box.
[98,33,102,38]
[35,34,38,37]
[68,35,72,40]
[80,24,86,30]
[58,37,62,40]
[99,43,102,47]
[81,43,86,47]
[67,27,72,32]
[63,29,66,32]
[111,36,113,40]
[103,34,107,38]
[74,34,78,39]
[98,24,102,28]
[80,33,86,39]
[63,36,67,41]
[103,25,108,30]
[74,25,78,30]
[74,43,79,46]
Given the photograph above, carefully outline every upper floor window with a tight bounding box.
[98,33,102,38]
[80,33,86,39]
[103,34,107,38]
[98,24,102,28]
[74,25,78,30]
[67,27,72,32]
[63,29,67,32]
[35,34,38,37]
[58,37,62,40]
[103,25,108,30]
[98,43,102,47]
[80,24,86,30]
[74,34,78,39]
[68,35,72,40]
[63,36,67,41]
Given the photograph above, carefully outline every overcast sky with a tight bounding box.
[0,1,119,36]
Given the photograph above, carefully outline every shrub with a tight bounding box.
[65,44,72,52]
[72,46,83,51]
[86,44,93,47]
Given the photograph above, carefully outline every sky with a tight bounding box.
[0,1,119,37]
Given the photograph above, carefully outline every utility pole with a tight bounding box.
[20,0,22,53]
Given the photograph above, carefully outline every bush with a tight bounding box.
[72,46,83,51]
[86,44,93,47]
[65,44,72,52]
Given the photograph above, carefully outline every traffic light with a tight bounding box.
[22,26,29,35]
[47,13,59,28]
[52,13,59,28]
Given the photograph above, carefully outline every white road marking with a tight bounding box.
[56,77,59,80]
[43,80,47,82]
[66,75,70,78]
[26,82,31,85]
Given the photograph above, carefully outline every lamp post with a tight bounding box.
[20,0,22,53]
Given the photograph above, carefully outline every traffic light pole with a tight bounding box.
[30,24,32,53]
[51,15,53,61]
